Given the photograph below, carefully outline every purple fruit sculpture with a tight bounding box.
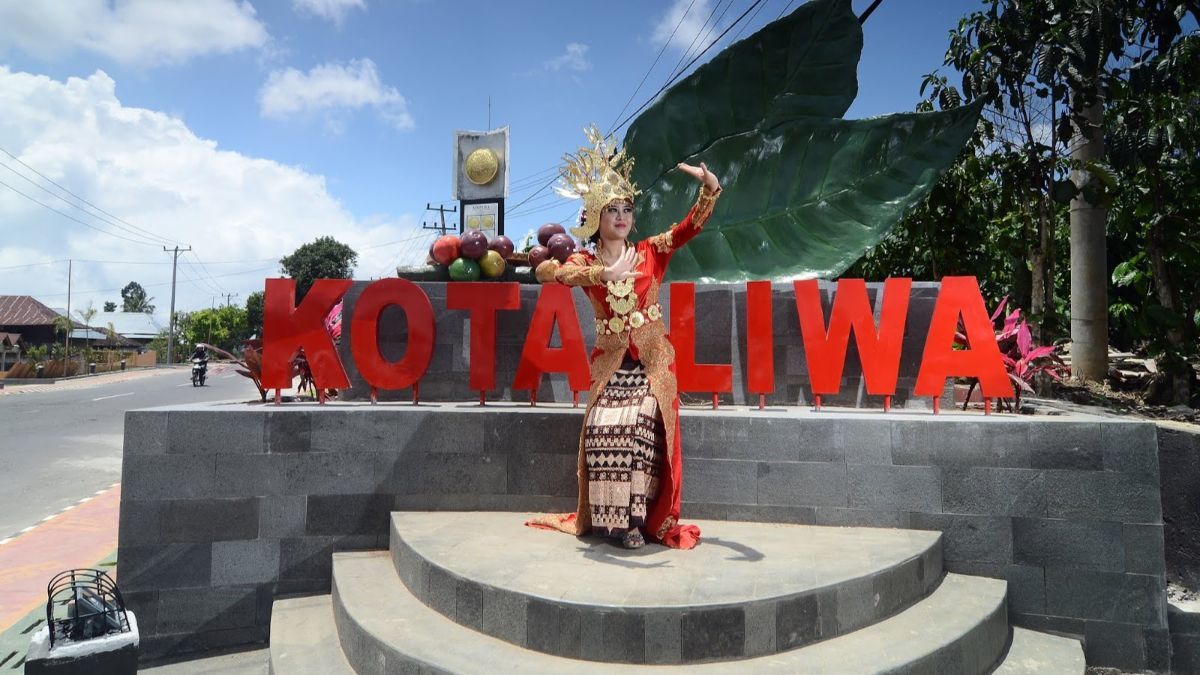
[527,245,550,269]
[537,222,566,247]
[547,233,576,263]
[460,230,489,259]
[487,235,515,260]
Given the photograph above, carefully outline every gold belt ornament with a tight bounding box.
[595,303,663,335]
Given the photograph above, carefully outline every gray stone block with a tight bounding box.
[1030,442,1103,470]
[455,580,484,632]
[284,451,381,495]
[588,610,645,663]
[682,459,757,504]
[123,411,168,455]
[1124,523,1166,575]
[684,416,804,462]
[306,493,393,536]
[168,411,264,454]
[482,584,527,647]
[211,539,280,586]
[310,409,418,453]
[424,561,457,619]
[743,600,776,657]
[945,562,1045,615]
[266,410,311,453]
[893,420,1025,467]
[1045,568,1165,625]
[507,453,576,496]
[847,465,941,512]
[122,454,215,500]
[1044,469,1162,522]
[910,513,1013,564]
[681,606,744,660]
[526,597,581,658]
[118,543,212,590]
[160,498,260,543]
[756,461,847,507]
[212,453,285,498]
[157,585,258,633]
[942,467,1045,517]
[484,412,580,456]
[117,499,162,547]
[1025,421,1111,468]
[385,452,507,495]
[259,495,307,538]
[279,535,377,582]
[1012,518,1124,571]
[1101,423,1159,476]
[1173,632,1200,674]
[644,611,681,665]
[812,508,911,528]
[775,593,819,650]
[839,419,892,464]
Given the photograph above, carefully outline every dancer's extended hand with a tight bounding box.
[600,247,641,282]
[676,161,720,192]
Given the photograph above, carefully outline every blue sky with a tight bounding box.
[0,0,977,317]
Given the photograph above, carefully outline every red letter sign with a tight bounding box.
[795,278,911,397]
[350,278,435,391]
[745,280,774,397]
[262,278,353,389]
[445,282,520,394]
[513,284,590,395]
[915,276,1011,398]
[670,282,733,394]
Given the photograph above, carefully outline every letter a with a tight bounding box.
[914,276,1011,399]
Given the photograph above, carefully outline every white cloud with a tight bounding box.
[0,66,425,314]
[652,0,718,53]
[259,58,414,132]
[544,43,591,73]
[0,0,268,67]
[292,0,365,26]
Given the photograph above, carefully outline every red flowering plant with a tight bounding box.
[958,297,1070,411]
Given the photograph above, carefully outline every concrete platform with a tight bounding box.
[330,551,1011,674]
[389,512,942,663]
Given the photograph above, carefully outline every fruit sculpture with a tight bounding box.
[429,224,569,281]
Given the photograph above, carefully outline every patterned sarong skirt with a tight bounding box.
[583,356,666,538]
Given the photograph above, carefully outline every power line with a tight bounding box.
[728,0,771,44]
[664,0,731,85]
[0,177,164,248]
[0,146,183,247]
[606,0,700,135]
[611,0,768,136]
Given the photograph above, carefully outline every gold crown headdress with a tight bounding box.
[555,124,641,240]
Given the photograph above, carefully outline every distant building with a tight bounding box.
[0,295,61,345]
[90,311,165,347]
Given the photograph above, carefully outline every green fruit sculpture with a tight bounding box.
[479,250,506,278]
[448,257,481,281]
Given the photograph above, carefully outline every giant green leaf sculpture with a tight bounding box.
[624,0,982,281]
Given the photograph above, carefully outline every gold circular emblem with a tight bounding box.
[608,316,626,333]
[464,148,499,185]
[646,304,662,321]
[629,311,646,329]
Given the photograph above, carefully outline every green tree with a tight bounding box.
[121,281,156,314]
[245,291,264,338]
[279,237,357,302]
[181,306,249,352]
[74,301,97,329]
[103,301,117,312]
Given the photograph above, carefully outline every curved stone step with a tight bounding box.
[388,511,943,664]
[269,595,354,674]
[333,550,1009,674]
[994,627,1085,673]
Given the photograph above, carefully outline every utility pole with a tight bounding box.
[164,246,191,366]
[422,203,458,235]
[222,292,239,307]
[64,259,72,360]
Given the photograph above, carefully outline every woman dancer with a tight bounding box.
[530,126,720,549]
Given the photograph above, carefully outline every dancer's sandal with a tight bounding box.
[622,529,645,549]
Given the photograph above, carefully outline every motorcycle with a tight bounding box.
[191,358,207,387]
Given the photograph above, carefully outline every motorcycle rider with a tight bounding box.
[190,344,208,384]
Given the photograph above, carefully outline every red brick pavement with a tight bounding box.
[0,484,120,631]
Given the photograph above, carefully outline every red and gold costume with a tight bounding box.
[531,184,720,549]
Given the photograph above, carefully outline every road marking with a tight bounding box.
[91,392,133,401]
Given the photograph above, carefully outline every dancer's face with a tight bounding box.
[598,200,635,242]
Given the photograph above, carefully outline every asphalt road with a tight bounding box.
[0,366,256,539]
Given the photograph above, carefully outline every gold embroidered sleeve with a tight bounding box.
[552,253,604,286]
[649,184,723,255]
